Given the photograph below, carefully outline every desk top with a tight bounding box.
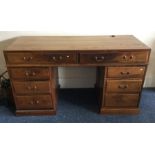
[5,35,150,51]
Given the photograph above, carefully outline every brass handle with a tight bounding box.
[32,72,36,76]
[95,56,105,62]
[25,71,36,77]
[129,55,134,60]
[52,56,56,61]
[66,55,70,58]
[59,56,63,60]
[30,101,34,105]
[25,72,29,76]
[30,57,33,60]
[120,72,130,75]
[122,55,127,60]
[34,85,37,90]
[30,100,39,105]
[35,100,40,104]
[118,85,128,89]
[23,56,33,61]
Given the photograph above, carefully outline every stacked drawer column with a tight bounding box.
[9,67,57,115]
[101,66,146,114]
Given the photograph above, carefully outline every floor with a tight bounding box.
[0,88,155,123]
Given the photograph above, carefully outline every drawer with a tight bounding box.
[6,52,77,64]
[15,95,53,110]
[80,51,149,64]
[9,67,50,80]
[106,80,142,93]
[104,94,139,107]
[12,81,51,94]
[107,67,145,78]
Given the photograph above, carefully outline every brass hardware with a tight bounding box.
[122,55,127,60]
[129,55,134,60]
[30,100,39,105]
[59,56,63,60]
[66,55,70,58]
[32,72,36,76]
[120,72,130,75]
[30,101,34,105]
[23,56,33,61]
[36,100,40,104]
[95,56,105,62]
[52,56,56,60]
[34,85,37,90]
[25,72,29,76]
[25,71,36,77]
[118,85,128,89]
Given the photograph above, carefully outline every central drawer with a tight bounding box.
[6,52,77,64]
[12,81,51,94]
[80,51,149,64]
[106,79,142,93]
[15,95,53,110]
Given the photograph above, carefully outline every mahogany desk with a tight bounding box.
[4,35,151,115]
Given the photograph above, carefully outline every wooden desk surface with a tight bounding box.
[4,35,151,115]
[5,35,150,51]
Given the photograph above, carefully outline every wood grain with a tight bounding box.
[4,35,151,115]
[107,66,145,78]
[5,35,150,51]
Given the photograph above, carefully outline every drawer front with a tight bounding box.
[9,67,50,80]
[12,81,51,94]
[107,67,145,78]
[15,95,53,110]
[80,52,149,64]
[106,80,142,93]
[104,94,139,107]
[6,52,77,64]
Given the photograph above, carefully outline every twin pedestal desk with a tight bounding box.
[4,35,151,116]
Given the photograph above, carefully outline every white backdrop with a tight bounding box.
[0,0,155,87]
[0,1,155,155]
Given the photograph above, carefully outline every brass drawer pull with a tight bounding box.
[30,100,39,105]
[129,55,135,61]
[130,55,134,59]
[27,86,37,90]
[34,85,37,90]
[122,55,127,60]
[30,101,34,105]
[35,100,40,104]
[52,55,70,61]
[118,85,128,89]
[25,72,29,76]
[32,72,36,76]
[122,55,135,61]
[25,71,36,77]
[23,56,33,61]
[59,56,63,60]
[52,56,56,61]
[120,72,130,75]
[95,56,105,62]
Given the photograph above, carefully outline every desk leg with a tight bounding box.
[50,67,58,113]
[96,67,106,113]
